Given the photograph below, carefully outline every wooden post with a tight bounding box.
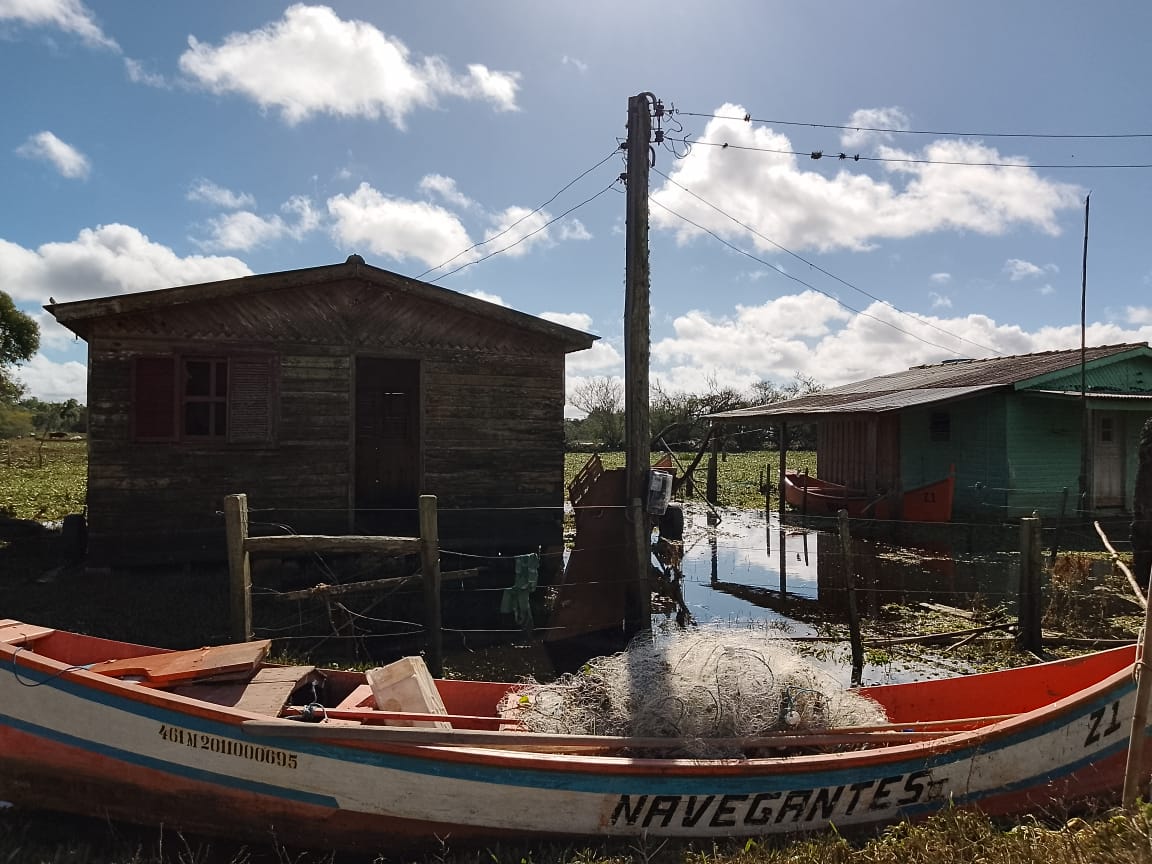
[837,510,864,687]
[224,493,252,643]
[1047,486,1069,572]
[706,436,718,505]
[1016,517,1043,653]
[778,422,789,525]
[1132,419,1152,591]
[623,91,654,637]
[419,495,443,678]
[1124,418,1152,806]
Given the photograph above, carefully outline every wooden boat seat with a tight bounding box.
[89,640,272,686]
[0,620,55,645]
[170,665,321,715]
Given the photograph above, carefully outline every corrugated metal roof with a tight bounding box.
[710,343,1151,421]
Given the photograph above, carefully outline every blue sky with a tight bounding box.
[3,1,1151,409]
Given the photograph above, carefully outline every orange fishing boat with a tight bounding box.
[1,619,1147,851]
[783,469,955,522]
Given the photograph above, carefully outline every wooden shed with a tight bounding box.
[47,256,596,567]
[710,344,1152,520]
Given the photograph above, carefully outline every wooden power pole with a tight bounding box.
[624,92,654,637]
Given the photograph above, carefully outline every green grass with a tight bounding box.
[0,436,87,520]
[564,450,817,511]
[3,804,1152,864]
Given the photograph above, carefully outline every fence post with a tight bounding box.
[706,437,718,505]
[837,510,864,686]
[419,495,443,678]
[1125,418,1152,806]
[224,493,251,643]
[1016,517,1043,653]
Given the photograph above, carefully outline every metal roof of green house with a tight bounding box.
[709,343,1152,422]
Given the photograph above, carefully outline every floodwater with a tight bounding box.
[659,504,1023,684]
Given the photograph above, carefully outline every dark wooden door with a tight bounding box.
[355,358,420,534]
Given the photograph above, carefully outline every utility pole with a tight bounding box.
[624,92,654,637]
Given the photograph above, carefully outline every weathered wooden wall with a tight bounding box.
[81,277,575,567]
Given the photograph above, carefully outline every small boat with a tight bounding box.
[2,619,1149,851]
[783,469,954,522]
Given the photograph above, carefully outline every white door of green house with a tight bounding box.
[1092,413,1125,509]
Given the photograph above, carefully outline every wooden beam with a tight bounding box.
[245,535,421,556]
[274,569,479,602]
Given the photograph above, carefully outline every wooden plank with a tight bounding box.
[243,722,970,752]
[334,683,373,710]
[245,535,421,556]
[0,622,55,644]
[90,640,271,685]
[233,665,317,716]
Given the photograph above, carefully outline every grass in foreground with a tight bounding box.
[3,805,1152,864]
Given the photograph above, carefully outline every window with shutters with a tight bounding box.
[132,354,277,445]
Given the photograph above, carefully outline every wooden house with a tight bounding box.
[710,344,1152,520]
[47,256,596,567]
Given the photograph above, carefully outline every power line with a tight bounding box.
[427,180,620,282]
[669,136,1152,170]
[651,167,1002,357]
[674,110,1152,141]
[649,196,976,357]
[416,148,622,280]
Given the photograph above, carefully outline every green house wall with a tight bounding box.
[894,355,1152,520]
[899,392,1009,520]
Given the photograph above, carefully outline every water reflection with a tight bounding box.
[660,505,1017,684]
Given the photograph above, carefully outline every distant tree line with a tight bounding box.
[565,373,822,453]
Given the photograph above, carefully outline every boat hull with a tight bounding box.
[2,633,1150,851]
[782,471,954,522]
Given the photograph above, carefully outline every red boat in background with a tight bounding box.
[783,467,955,523]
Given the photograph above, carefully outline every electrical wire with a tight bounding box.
[416,148,622,280]
[668,136,1152,170]
[427,180,620,282]
[674,110,1152,141]
[649,197,972,356]
[651,167,1003,357]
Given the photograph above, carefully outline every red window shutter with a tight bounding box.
[134,357,176,440]
[228,355,277,445]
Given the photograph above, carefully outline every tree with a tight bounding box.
[570,376,625,449]
[0,291,39,404]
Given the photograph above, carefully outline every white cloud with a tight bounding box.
[463,290,506,306]
[561,54,588,73]
[539,311,592,331]
[15,130,90,179]
[1038,284,1055,296]
[929,272,951,284]
[14,353,88,402]
[198,195,319,252]
[327,182,474,268]
[1004,258,1044,280]
[123,57,169,88]
[647,290,1152,393]
[178,4,520,127]
[559,219,592,241]
[567,341,622,373]
[418,174,475,210]
[651,103,1083,254]
[187,178,256,210]
[0,0,117,49]
[838,107,910,150]
[484,206,552,257]
[930,292,952,308]
[0,223,251,304]
[1126,307,1152,325]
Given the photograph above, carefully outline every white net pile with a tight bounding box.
[501,631,888,758]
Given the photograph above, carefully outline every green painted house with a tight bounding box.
[711,344,1152,521]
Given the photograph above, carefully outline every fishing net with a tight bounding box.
[500,630,888,758]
